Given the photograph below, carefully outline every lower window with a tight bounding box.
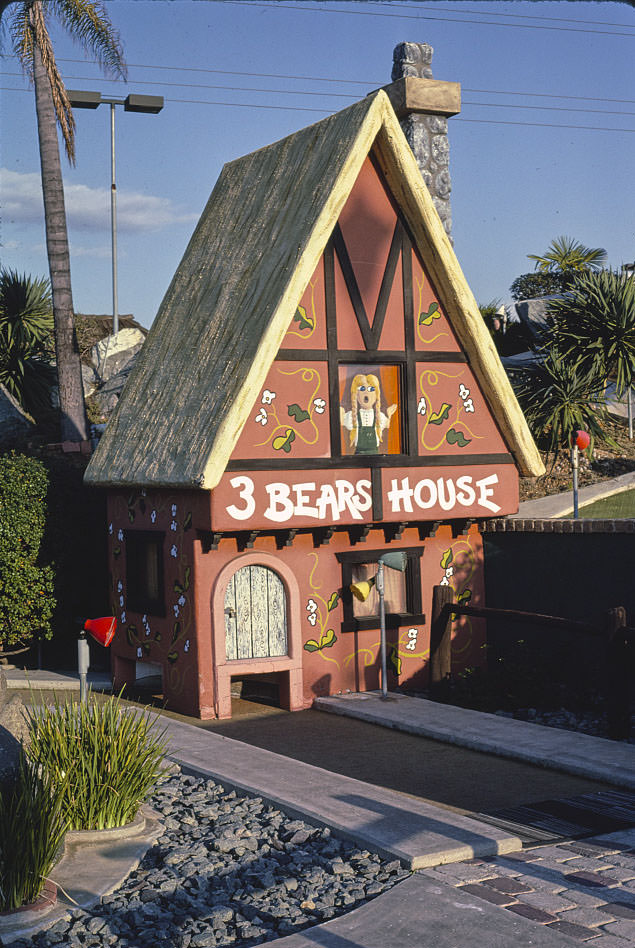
[337,547,424,633]
[125,530,165,616]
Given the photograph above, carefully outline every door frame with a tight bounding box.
[211,552,304,718]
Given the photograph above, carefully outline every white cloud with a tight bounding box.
[0,168,198,233]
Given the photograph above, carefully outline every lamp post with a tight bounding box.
[351,551,408,699]
[67,91,164,336]
[571,429,590,518]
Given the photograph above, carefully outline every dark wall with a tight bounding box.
[483,528,635,700]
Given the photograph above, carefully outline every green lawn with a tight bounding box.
[567,487,635,519]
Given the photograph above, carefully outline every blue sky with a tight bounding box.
[1,1,634,328]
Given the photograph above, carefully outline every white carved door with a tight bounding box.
[224,566,287,660]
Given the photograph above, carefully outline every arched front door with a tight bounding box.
[224,565,288,660]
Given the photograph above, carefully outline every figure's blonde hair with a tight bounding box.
[350,373,382,447]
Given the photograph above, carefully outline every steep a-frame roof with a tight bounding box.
[85,91,544,488]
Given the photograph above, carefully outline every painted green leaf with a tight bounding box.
[126,625,138,647]
[288,404,310,423]
[273,428,296,453]
[327,592,339,612]
[174,580,185,595]
[457,588,472,604]
[127,493,136,508]
[184,566,191,592]
[446,427,471,448]
[113,545,121,558]
[153,630,162,642]
[304,640,320,652]
[418,302,440,326]
[142,642,151,656]
[172,621,181,644]
[127,508,136,523]
[440,548,453,569]
[389,646,402,677]
[167,650,179,664]
[293,304,314,331]
[320,629,336,649]
[183,511,193,532]
[428,402,451,425]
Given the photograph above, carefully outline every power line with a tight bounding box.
[220,1,635,38]
[370,2,635,30]
[6,71,635,117]
[4,85,635,130]
[54,59,635,107]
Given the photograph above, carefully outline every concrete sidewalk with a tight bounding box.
[314,692,635,790]
[511,469,635,519]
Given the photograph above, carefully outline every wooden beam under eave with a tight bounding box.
[378,77,461,119]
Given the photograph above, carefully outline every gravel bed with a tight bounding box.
[10,769,409,948]
[494,706,634,743]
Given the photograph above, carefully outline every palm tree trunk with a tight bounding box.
[32,33,88,442]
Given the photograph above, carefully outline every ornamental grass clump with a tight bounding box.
[25,693,169,831]
[0,754,67,912]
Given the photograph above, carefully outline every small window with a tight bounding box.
[337,547,423,633]
[125,531,165,616]
[338,364,403,456]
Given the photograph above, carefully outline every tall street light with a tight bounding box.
[67,91,164,336]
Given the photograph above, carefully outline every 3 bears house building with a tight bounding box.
[85,91,544,718]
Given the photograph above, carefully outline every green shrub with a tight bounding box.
[0,754,67,912]
[0,452,55,654]
[509,271,570,301]
[25,693,169,830]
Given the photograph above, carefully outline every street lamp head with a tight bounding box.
[67,90,102,109]
[124,94,164,114]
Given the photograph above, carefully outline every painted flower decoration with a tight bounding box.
[459,384,470,401]
[313,398,326,414]
[463,399,475,413]
[170,544,178,558]
[262,389,276,405]
[171,504,177,517]
[417,396,427,416]
[439,576,449,587]
[117,581,123,593]
[178,595,186,607]
[151,510,157,523]
[119,594,124,607]
[306,598,318,626]
[117,528,124,542]
[171,520,177,532]
[137,646,142,659]
[173,604,180,618]
[445,566,454,578]
[108,523,113,535]
[255,407,268,426]
[121,611,127,623]
[184,639,190,653]
[141,488,147,497]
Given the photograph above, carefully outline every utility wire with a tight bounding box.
[5,72,634,117]
[53,59,635,107]
[4,84,635,131]
[221,1,635,38]
[372,2,635,29]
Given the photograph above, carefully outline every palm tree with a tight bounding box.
[0,267,56,416]
[6,0,126,441]
[527,236,607,275]
[549,269,635,401]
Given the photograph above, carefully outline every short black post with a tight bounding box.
[605,607,632,741]
[430,584,453,696]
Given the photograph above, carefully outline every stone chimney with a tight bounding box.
[382,42,461,239]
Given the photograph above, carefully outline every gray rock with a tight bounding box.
[0,384,33,447]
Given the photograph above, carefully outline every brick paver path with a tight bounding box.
[419,829,635,944]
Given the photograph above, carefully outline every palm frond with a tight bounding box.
[48,0,126,79]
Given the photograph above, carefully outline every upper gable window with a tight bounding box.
[338,363,403,456]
